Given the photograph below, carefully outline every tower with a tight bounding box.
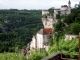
[68,0,71,8]
[68,0,71,14]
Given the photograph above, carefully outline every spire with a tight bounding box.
[68,0,71,4]
[79,1,80,5]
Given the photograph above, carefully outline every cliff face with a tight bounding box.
[42,16,57,29]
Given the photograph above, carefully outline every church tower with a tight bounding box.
[68,0,71,8]
[68,0,71,14]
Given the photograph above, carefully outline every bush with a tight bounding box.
[0,53,26,60]
[48,38,78,55]
[28,50,48,60]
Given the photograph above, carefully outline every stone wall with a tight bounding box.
[65,34,78,41]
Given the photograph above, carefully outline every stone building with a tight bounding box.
[54,0,71,18]
[37,28,52,49]
[42,0,71,19]
[30,28,53,51]
[42,0,71,29]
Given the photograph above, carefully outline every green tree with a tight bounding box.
[48,8,54,16]
[75,14,80,23]
[56,11,61,19]
[54,20,65,32]
[70,23,80,34]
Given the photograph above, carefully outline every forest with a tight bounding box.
[0,9,43,52]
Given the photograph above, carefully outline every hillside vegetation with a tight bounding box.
[0,9,43,52]
[0,53,26,60]
[55,7,80,35]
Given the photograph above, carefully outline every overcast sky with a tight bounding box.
[0,0,79,10]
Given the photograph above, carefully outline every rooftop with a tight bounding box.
[38,28,52,35]
[61,5,68,7]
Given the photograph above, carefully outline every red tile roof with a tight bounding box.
[43,28,52,34]
[38,28,52,35]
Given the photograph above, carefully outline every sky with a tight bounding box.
[0,0,79,10]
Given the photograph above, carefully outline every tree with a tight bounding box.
[48,8,54,16]
[54,20,65,32]
[56,11,61,19]
[75,14,80,23]
[70,23,80,34]
[0,9,43,52]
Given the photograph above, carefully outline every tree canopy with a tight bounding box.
[0,9,43,52]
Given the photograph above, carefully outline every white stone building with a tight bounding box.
[30,28,53,51]
[37,28,52,48]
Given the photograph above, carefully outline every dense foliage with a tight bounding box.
[0,9,43,52]
[28,50,48,60]
[0,53,26,60]
[48,8,54,16]
[48,38,78,54]
[70,23,80,34]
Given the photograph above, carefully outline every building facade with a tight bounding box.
[30,28,53,51]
